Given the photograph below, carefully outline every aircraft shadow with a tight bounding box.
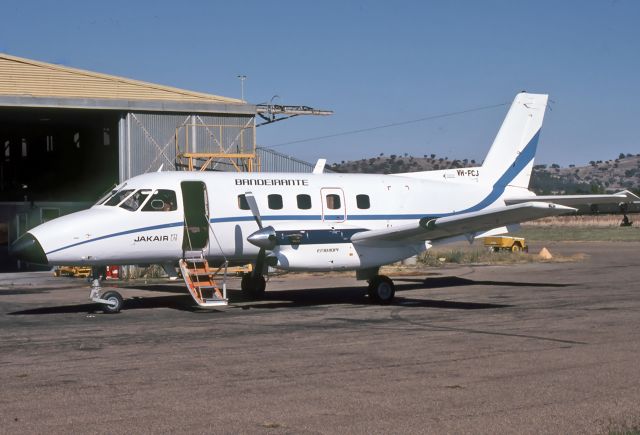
[9,274,565,315]
[235,287,511,311]
[394,276,573,289]
[8,295,197,315]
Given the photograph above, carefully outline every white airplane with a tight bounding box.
[11,92,638,313]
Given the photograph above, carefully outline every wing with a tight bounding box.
[504,190,639,207]
[351,202,575,245]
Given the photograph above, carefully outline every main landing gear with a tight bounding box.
[367,275,396,305]
[241,273,266,298]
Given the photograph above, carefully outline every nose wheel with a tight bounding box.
[89,279,124,313]
[100,291,124,313]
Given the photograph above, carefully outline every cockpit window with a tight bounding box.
[95,189,117,206]
[104,189,134,207]
[142,190,177,212]
[120,189,151,211]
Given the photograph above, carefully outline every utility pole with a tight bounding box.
[237,75,247,102]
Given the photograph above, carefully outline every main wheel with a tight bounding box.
[241,273,266,298]
[368,275,395,305]
[102,290,123,314]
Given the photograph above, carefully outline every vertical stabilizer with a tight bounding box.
[482,92,548,189]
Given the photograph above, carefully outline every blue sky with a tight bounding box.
[1,0,639,166]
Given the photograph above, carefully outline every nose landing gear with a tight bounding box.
[89,267,123,313]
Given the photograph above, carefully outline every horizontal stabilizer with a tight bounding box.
[504,190,640,207]
[351,202,575,245]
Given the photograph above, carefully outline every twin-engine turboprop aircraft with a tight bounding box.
[11,92,639,312]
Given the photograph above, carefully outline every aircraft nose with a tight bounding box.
[11,233,48,265]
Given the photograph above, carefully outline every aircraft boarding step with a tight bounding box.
[179,257,228,308]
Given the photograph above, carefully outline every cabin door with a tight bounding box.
[321,187,346,223]
[181,181,209,251]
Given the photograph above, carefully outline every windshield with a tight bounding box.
[104,189,135,207]
[95,183,121,206]
[100,187,178,212]
[120,189,151,211]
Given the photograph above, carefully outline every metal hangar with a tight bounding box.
[0,53,261,270]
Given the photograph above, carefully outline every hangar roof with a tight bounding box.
[0,53,253,114]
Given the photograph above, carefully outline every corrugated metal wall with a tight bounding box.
[118,112,324,180]
[257,147,320,173]
[119,112,255,180]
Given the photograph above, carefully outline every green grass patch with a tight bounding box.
[607,421,640,435]
[517,226,640,242]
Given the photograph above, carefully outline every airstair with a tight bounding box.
[178,256,228,307]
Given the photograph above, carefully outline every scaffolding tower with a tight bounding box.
[175,105,332,173]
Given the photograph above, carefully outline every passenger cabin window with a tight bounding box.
[297,194,312,210]
[237,194,250,210]
[104,189,134,207]
[356,194,370,209]
[121,189,151,211]
[326,194,341,210]
[142,190,177,212]
[268,194,283,210]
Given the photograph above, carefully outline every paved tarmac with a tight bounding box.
[1,241,639,434]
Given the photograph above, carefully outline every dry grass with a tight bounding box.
[377,247,586,273]
[517,214,640,242]
[523,214,639,227]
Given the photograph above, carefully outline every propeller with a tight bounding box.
[245,192,263,229]
[244,192,276,277]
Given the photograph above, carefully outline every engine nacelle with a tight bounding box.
[273,242,428,271]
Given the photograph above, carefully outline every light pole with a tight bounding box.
[237,75,247,102]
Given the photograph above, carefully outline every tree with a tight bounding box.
[619,153,626,159]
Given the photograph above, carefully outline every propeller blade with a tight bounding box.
[244,192,263,229]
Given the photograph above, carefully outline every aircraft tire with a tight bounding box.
[368,275,395,305]
[102,291,123,314]
[241,273,266,298]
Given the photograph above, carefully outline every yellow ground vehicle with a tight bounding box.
[54,266,92,278]
[483,236,528,253]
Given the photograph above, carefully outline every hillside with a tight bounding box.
[330,153,640,195]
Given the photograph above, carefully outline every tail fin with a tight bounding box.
[482,92,548,189]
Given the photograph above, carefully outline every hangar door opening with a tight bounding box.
[0,107,120,202]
